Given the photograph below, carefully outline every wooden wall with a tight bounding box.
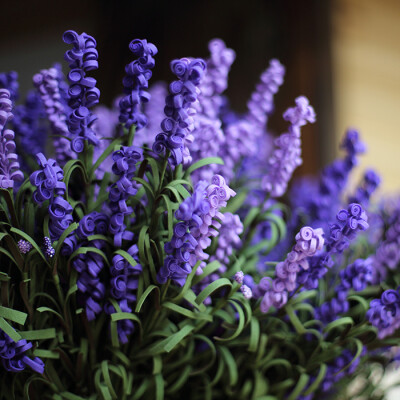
[332,0,400,191]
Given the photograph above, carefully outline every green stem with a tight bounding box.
[127,125,136,147]
[2,189,19,228]
[158,153,169,194]
[161,279,171,302]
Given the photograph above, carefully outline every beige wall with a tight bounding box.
[332,0,400,191]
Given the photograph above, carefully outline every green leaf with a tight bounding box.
[20,328,56,340]
[303,363,327,395]
[162,302,212,322]
[323,316,354,334]
[33,349,60,359]
[287,373,309,400]
[218,345,238,386]
[154,373,164,400]
[195,278,232,305]
[0,317,21,342]
[192,260,222,285]
[221,189,248,214]
[285,304,306,334]
[184,157,224,177]
[0,306,27,325]
[248,317,260,352]
[146,324,195,355]
[214,300,245,342]
[135,285,160,313]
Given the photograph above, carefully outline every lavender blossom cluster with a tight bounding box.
[153,58,206,165]
[157,175,235,286]
[63,30,100,152]
[119,39,158,130]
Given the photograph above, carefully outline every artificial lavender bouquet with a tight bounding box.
[0,30,398,399]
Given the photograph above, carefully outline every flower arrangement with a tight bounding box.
[0,30,398,399]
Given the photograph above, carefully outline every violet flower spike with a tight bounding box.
[107,145,143,247]
[152,57,207,166]
[257,226,324,313]
[219,59,285,183]
[190,39,235,181]
[367,288,400,339]
[119,38,158,131]
[262,96,315,198]
[0,89,24,189]
[33,67,74,165]
[63,30,100,152]
[157,174,235,287]
[0,329,44,374]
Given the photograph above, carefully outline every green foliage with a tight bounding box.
[0,138,397,400]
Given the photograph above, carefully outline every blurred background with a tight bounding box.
[0,0,399,191]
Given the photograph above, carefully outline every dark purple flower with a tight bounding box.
[12,91,47,163]
[152,58,207,166]
[0,329,44,374]
[119,39,158,131]
[63,30,100,152]
[367,288,400,339]
[107,145,143,247]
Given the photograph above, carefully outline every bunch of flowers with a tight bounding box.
[0,30,400,400]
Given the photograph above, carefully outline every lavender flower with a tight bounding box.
[43,237,55,258]
[292,129,366,233]
[63,30,100,152]
[190,39,235,181]
[0,329,44,374]
[0,89,24,188]
[13,91,46,161]
[106,244,142,343]
[209,212,243,271]
[72,212,109,321]
[108,145,143,246]
[326,203,369,255]
[30,153,74,244]
[18,239,32,254]
[157,175,235,286]
[240,285,252,299]
[348,169,381,206]
[367,289,400,339]
[119,39,158,131]
[297,203,369,289]
[257,226,324,313]
[315,258,373,324]
[0,71,19,101]
[219,59,285,183]
[261,96,316,197]
[234,271,244,284]
[247,59,285,129]
[152,58,207,165]
[33,67,74,165]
